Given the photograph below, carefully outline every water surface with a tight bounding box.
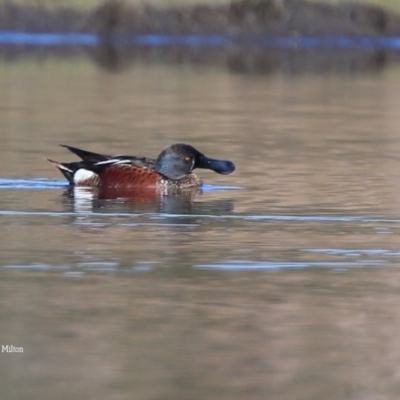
[2,50,400,399]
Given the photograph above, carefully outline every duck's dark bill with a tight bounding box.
[199,157,235,175]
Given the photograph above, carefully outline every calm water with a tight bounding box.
[2,47,400,399]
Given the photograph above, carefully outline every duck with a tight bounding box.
[47,143,235,189]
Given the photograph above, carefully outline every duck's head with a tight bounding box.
[155,143,235,180]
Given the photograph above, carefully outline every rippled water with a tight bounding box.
[2,48,400,399]
[2,31,400,48]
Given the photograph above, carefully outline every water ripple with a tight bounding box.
[202,184,242,191]
[0,178,241,191]
[0,32,98,45]
[304,248,400,257]
[1,209,400,225]
[0,32,400,49]
[194,260,387,271]
[0,178,66,189]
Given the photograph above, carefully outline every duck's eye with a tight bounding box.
[184,156,191,162]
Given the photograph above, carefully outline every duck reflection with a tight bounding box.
[62,186,235,216]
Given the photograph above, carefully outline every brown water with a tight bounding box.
[2,50,400,399]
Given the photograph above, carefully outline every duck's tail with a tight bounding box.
[47,159,77,184]
[60,144,110,163]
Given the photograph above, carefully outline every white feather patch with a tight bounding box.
[94,159,119,166]
[57,164,73,173]
[74,169,96,185]
[94,159,131,166]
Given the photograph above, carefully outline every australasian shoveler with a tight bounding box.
[47,143,235,189]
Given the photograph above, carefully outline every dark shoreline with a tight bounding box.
[0,42,397,75]
[0,0,400,37]
[0,0,400,75]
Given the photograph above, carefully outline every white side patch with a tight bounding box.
[74,169,96,185]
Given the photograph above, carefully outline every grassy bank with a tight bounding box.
[2,0,400,14]
[0,0,399,36]
[315,0,400,14]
